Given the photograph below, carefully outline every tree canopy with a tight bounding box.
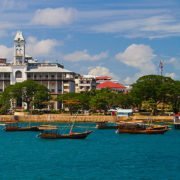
[0,75,179,115]
[0,80,50,113]
[130,75,180,114]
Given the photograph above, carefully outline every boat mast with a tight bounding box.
[69,112,78,134]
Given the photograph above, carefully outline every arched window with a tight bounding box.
[15,71,22,78]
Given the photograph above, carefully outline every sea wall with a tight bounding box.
[0,114,174,123]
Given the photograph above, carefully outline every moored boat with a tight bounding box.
[4,122,40,132]
[116,122,169,134]
[38,120,93,139]
[96,121,118,129]
[38,129,93,139]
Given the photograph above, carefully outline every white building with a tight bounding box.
[75,75,96,93]
[0,31,77,110]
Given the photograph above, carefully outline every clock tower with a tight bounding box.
[13,31,25,65]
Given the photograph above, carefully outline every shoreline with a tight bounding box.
[0,114,174,123]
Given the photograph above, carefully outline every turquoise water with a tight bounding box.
[0,123,180,180]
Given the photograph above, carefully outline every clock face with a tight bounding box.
[16,44,24,56]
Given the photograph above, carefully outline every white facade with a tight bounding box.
[75,75,96,93]
[0,31,77,110]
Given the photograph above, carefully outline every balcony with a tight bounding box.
[0,77,10,80]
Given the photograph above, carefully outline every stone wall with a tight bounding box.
[0,114,173,123]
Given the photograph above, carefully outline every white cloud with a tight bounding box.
[166,57,180,68]
[26,36,60,57]
[32,8,77,26]
[0,45,13,60]
[115,44,158,84]
[123,72,147,85]
[115,44,156,74]
[0,36,61,60]
[88,66,118,80]
[63,50,108,62]
[91,14,180,39]
[165,72,176,79]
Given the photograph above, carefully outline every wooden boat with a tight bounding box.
[38,122,93,139]
[96,121,118,129]
[4,122,40,132]
[116,122,169,134]
[38,129,93,139]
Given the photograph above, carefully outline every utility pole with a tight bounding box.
[159,60,164,76]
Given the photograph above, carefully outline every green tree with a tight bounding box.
[131,75,179,114]
[57,92,82,114]
[0,80,49,113]
[89,89,120,113]
[168,80,180,113]
[116,93,134,109]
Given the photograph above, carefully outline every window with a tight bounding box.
[4,73,10,78]
[51,89,55,93]
[15,71,22,78]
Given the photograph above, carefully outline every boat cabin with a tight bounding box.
[116,109,133,117]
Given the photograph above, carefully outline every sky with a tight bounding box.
[0,0,179,84]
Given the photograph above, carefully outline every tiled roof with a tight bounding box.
[96,76,112,80]
[97,81,126,90]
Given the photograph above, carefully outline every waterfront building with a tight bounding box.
[0,31,77,110]
[95,76,112,85]
[75,75,96,93]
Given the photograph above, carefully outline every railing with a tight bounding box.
[0,78,10,80]
[27,77,74,80]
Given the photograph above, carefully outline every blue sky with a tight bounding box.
[0,0,179,84]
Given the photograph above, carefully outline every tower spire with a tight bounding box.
[14,31,25,65]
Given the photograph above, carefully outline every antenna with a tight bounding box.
[159,60,164,76]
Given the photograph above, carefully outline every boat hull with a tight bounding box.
[116,128,168,134]
[38,131,93,139]
[174,124,180,129]
[4,126,40,132]
[96,125,118,129]
[96,122,118,129]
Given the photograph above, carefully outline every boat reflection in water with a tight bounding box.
[116,122,169,134]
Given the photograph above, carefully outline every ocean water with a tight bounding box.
[0,123,180,180]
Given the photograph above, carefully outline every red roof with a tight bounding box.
[97,81,126,90]
[96,76,112,81]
